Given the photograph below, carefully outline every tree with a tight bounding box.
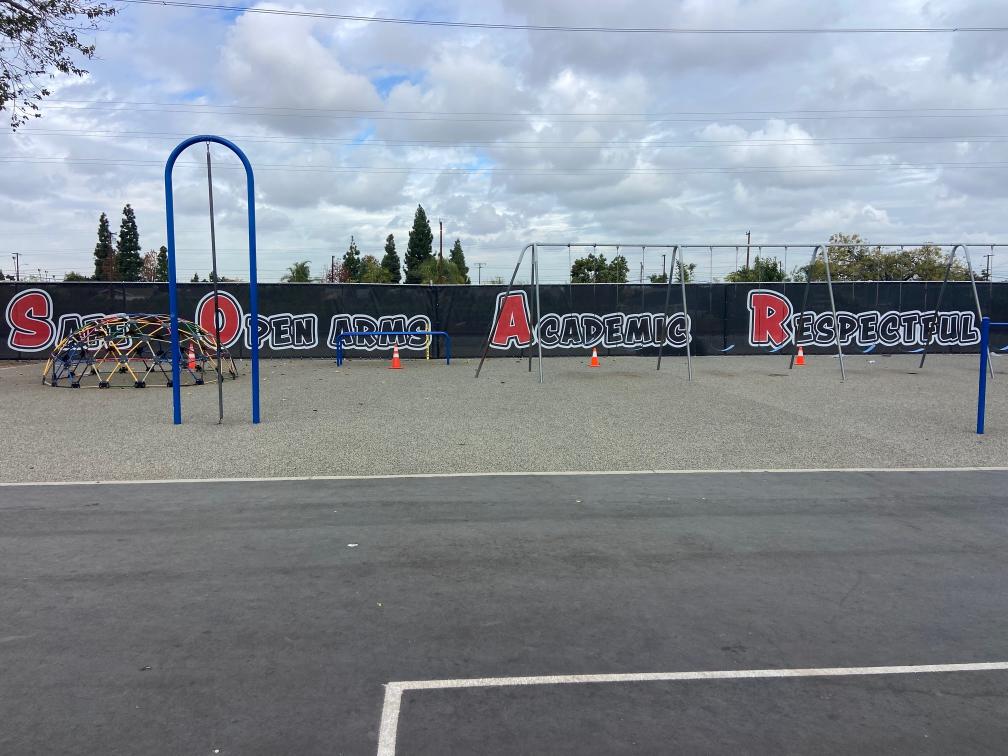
[404,204,434,283]
[381,233,401,283]
[726,255,787,282]
[140,249,158,281]
[795,233,974,282]
[0,0,117,130]
[155,245,168,281]
[570,253,629,283]
[359,254,393,283]
[414,256,466,284]
[649,273,668,283]
[63,270,87,281]
[448,238,469,283]
[115,204,142,281]
[282,260,311,282]
[674,262,697,283]
[190,273,201,283]
[342,236,362,282]
[93,211,114,280]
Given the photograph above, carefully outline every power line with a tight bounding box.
[118,1,1008,35]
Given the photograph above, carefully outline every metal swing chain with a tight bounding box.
[205,142,225,424]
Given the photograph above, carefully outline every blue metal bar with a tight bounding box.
[334,331,451,367]
[165,135,259,425]
[978,317,990,434]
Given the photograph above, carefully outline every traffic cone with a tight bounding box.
[390,344,402,369]
[589,347,600,368]
[796,346,805,366]
[187,341,197,370]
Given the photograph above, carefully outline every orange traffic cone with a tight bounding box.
[589,347,600,368]
[390,344,402,369]
[795,346,805,366]
[187,341,197,370]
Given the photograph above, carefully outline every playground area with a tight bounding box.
[0,352,1005,483]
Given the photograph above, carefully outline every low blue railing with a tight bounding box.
[977,317,1007,434]
[335,331,451,367]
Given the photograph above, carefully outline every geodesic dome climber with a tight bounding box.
[42,314,239,389]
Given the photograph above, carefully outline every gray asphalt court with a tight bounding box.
[2,469,1007,754]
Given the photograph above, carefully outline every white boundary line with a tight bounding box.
[0,466,1006,487]
[376,662,1008,756]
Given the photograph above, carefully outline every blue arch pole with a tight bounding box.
[165,135,260,424]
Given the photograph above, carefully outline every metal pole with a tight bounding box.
[528,244,536,373]
[679,250,692,381]
[789,245,819,370]
[475,244,530,378]
[656,246,677,371]
[822,243,845,381]
[205,143,224,424]
[919,245,957,369]
[978,317,990,434]
[534,245,544,384]
[961,245,994,377]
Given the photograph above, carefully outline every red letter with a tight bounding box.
[490,291,532,348]
[6,289,55,352]
[196,291,243,348]
[748,289,792,348]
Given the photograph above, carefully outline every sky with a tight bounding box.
[3,0,1008,283]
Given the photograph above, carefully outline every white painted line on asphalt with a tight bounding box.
[1,466,1007,487]
[375,661,1008,756]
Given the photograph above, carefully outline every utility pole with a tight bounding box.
[11,252,20,281]
[438,219,443,281]
[474,262,486,284]
[985,251,993,280]
[661,253,666,280]
[331,254,336,283]
[746,230,751,268]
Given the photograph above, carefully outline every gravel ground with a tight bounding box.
[1,353,1005,482]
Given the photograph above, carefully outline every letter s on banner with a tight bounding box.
[5,289,55,351]
[195,291,243,348]
[748,289,793,348]
[490,290,533,349]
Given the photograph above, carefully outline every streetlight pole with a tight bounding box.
[11,252,20,281]
[474,261,486,284]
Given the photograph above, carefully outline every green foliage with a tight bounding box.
[0,0,117,130]
[115,204,142,281]
[404,204,434,283]
[570,253,630,283]
[381,233,401,283]
[63,270,88,281]
[190,273,201,283]
[93,212,114,280]
[281,260,311,283]
[726,255,788,283]
[342,236,362,282]
[648,273,668,283]
[448,239,469,283]
[797,233,974,282]
[675,262,697,283]
[359,254,393,283]
[414,256,466,284]
[156,245,168,281]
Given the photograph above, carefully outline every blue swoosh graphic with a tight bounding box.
[770,343,788,353]
[720,344,735,352]
[863,344,876,354]
[907,348,925,353]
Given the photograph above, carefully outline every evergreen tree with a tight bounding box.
[360,255,393,283]
[190,273,200,283]
[93,212,114,280]
[115,204,143,281]
[381,233,401,283]
[342,236,362,282]
[404,204,434,283]
[448,239,469,283]
[156,245,169,281]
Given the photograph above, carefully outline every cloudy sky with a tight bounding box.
[3,0,1008,283]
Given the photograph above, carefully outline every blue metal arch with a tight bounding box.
[165,135,260,424]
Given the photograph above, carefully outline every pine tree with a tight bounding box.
[449,239,469,283]
[404,205,434,283]
[381,233,401,283]
[93,212,114,280]
[115,204,143,281]
[342,236,362,282]
[156,245,169,281]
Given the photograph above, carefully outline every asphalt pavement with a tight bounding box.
[2,469,1007,754]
